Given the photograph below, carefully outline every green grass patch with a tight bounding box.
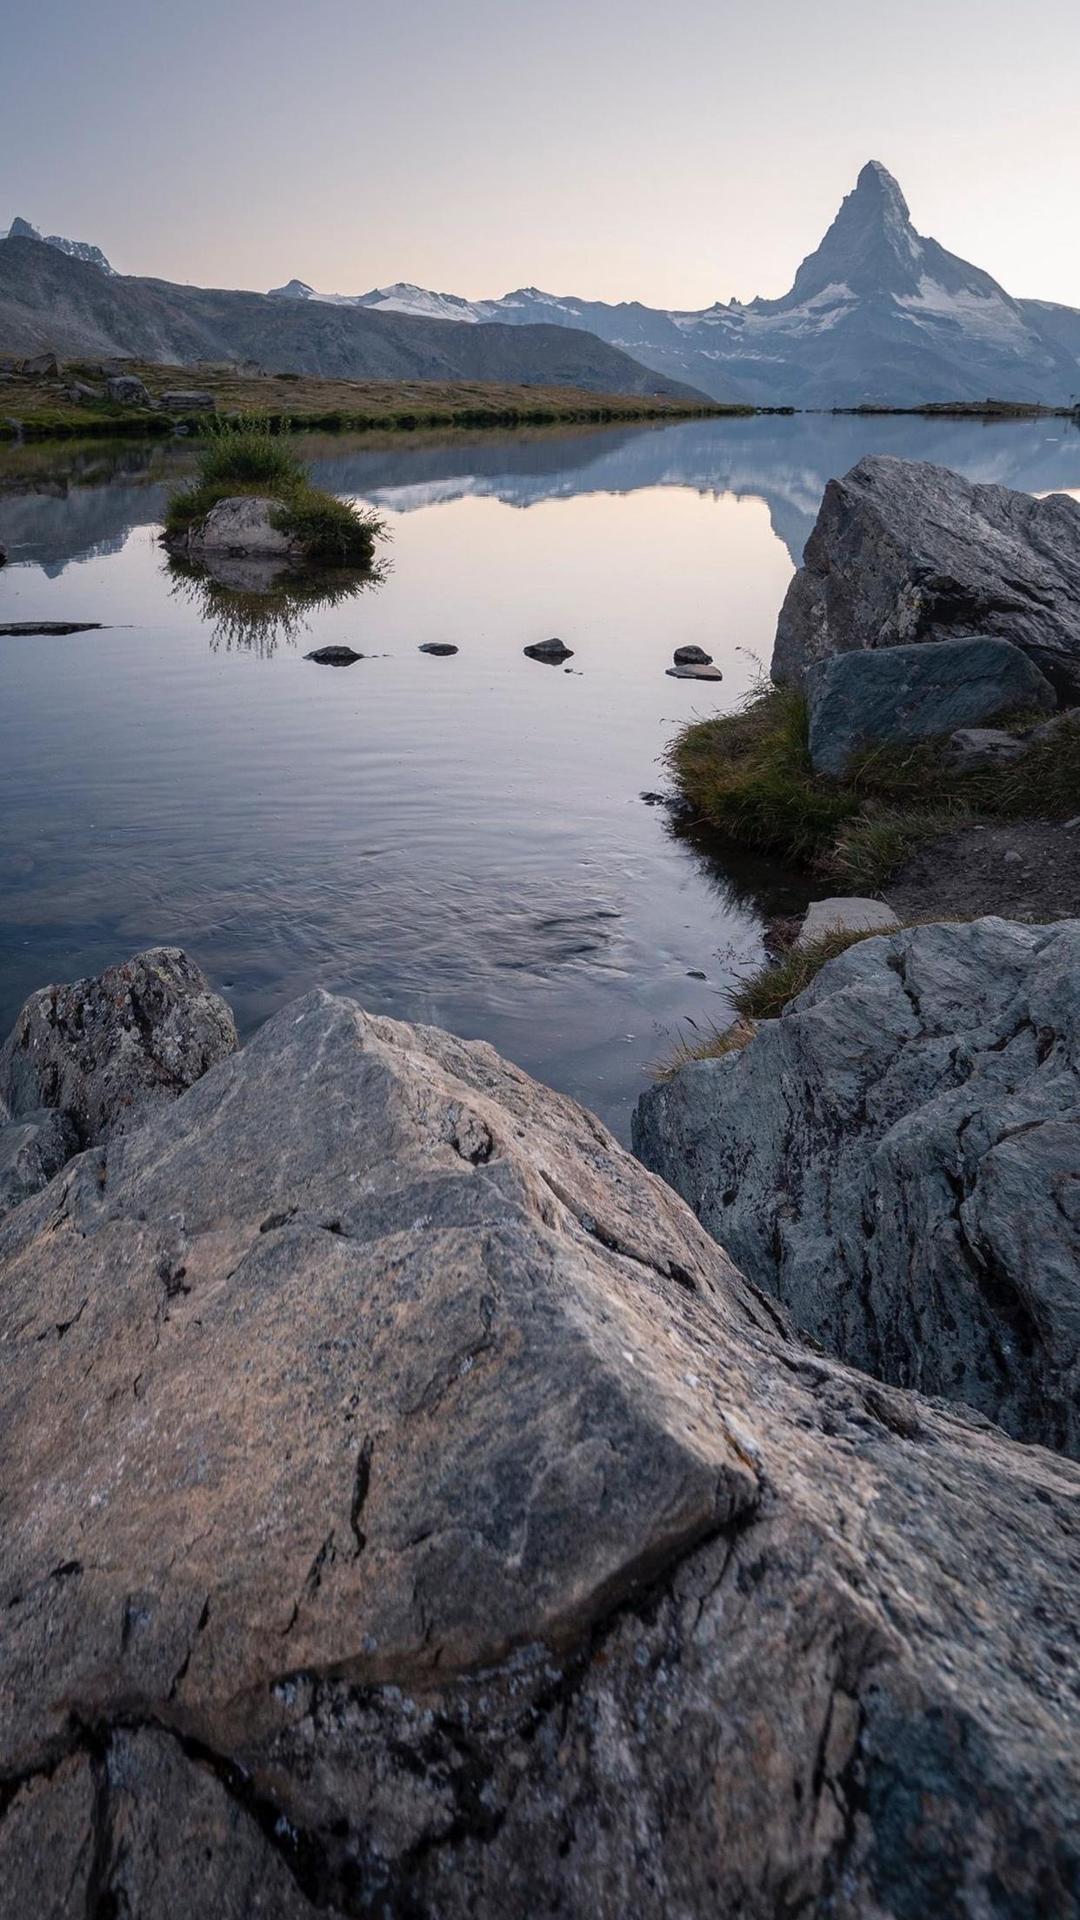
[162,418,384,566]
[666,684,862,863]
[668,685,1080,891]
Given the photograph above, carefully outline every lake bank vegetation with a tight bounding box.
[668,681,1080,892]
[0,358,751,441]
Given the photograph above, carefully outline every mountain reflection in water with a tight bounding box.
[1,413,1078,1137]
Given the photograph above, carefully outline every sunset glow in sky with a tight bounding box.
[5,0,1079,308]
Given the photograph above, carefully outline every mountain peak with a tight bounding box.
[769,160,923,309]
[853,160,910,219]
[3,215,113,275]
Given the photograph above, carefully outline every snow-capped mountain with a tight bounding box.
[269,163,1080,406]
[2,215,114,276]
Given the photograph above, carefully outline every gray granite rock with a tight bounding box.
[798,896,900,943]
[946,726,1028,768]
[0,983,1077,1915]
[186,495,300,558]
[774,455,1080,699]
[105,373,150,404]
[806,635,1055,775]
[0,946,237,1149]
[635,916,1080,1457]
[0,1107,77,1219]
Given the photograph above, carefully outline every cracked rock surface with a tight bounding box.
[1,982,1078,1916]
[773,455,1080,698]
[0,946,237,1176]
[635,916,1080,1457]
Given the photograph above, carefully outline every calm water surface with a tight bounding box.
[2,413,1078,1136]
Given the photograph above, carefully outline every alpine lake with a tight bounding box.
[2,411,1078,1139]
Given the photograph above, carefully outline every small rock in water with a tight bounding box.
[306,646,364,666]
[673,645,713,666]
[640,791,669,807]
[524,637,573,663]
[666,663,723,681]
[687,969,707,980]
[0,621,105,636]
[419,643,459,656]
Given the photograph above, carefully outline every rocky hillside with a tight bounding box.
[0,236,705,399]
[1,213,115,275]
[0,949,1078,1914]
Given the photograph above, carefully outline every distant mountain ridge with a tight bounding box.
[270,163,1080,407]
[5,167,1080,406]
[0,237,704,400]
[2,214,115,277]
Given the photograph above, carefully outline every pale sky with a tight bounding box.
[5,0,1079,309]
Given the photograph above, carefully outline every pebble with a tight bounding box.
[524,638,573,663]
[306,646,364,666]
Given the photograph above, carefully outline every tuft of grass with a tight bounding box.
[667,683,862,863]
[653,914,972,1078]
[162,417,384,565]
[828,803,974,892]
[667,684,1080,890]
[271,491,381,566]
[652,1017,757,1080]
[729,928,885,1022]
[191,415,304,489]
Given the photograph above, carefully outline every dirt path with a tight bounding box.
[886,819,1080,925]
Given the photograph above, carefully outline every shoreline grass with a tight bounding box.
[668,683,1080,892]
[653,917,970,1078]
[0,361,752,443]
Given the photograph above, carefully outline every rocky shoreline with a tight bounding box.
[0,945,1078,1916]
[1,453,1079,1914]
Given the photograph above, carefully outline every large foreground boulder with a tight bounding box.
[634,916,1080,1458]
[806,635,1055,775]
[773,455,1080,698]
[0,947,236,1155]
[1,981,1078,1916]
